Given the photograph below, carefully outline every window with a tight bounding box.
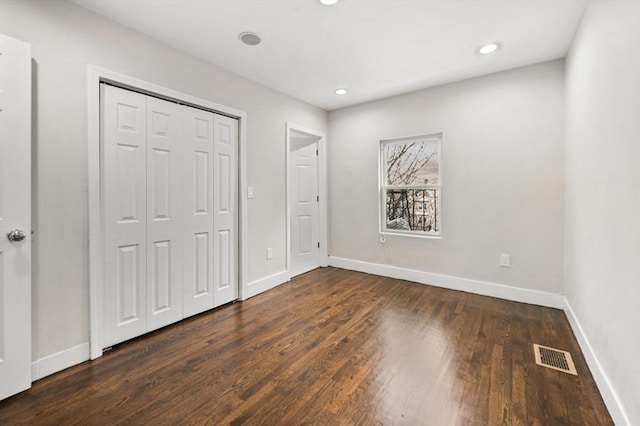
[380,133,442,236]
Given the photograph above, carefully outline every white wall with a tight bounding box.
[0,0,327,360]
[565,1,640,424]
[328,61,565,294]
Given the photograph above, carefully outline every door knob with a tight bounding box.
[7,229,27,242]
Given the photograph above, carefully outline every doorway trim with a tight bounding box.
[87,66,248,359]
[285,123,328,280]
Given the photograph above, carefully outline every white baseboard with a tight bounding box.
[562,299,630,425]
[328,256,565,308]
[30,270,290,381]
[31,342,90,381]
[245,270,289,299]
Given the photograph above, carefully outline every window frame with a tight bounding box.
[379,133,443,239]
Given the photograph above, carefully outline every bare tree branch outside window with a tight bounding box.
[382,136,441,234]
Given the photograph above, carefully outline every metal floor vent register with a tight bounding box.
[533,344,577,375]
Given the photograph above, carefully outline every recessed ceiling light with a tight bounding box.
[239,32,261,46]
[335,88,348,95]
[479,43,500,55]
[320,0,339,5]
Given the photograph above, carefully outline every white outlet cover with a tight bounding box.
[500,253,511,267]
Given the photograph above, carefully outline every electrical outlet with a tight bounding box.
[267,247,273,260]
[500,253,511,268]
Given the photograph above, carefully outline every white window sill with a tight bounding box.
[380,230,443,240]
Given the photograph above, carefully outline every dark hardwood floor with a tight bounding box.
[0,267,611,425]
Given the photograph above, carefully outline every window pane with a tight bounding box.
[385,139,440,186]
[385,189,439,233]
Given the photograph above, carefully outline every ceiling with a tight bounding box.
[70,0,587,111]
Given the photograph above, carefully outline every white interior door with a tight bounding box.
[0,34,32,400]
[212,114,238,307]
[183,106,214,317]
[289,135,320,277]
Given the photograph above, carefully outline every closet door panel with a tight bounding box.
[213,114,238,307]
[102,85,148,346]
[146,97,184,331]
[183,107,215,317]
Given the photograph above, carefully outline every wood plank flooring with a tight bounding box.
[0,267,612,425]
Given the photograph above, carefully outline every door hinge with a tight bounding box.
[317,242,320,248]
[317,195,319,202]
[316,149,319,156]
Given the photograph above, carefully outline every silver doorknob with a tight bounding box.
[7,229,27,242]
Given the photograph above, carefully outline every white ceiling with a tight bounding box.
[70,0,587,111]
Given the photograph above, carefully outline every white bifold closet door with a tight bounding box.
[102,85,148,346]
[182,108,238,315]
[145,96,184,331]
[102,85,238,347]
[182,107,215,318]
[212,114,238,307]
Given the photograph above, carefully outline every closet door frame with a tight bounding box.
[88,66,248,359]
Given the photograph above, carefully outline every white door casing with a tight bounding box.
[89,66,247,359]
[289,135,320,277]
[0,34,32,400]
